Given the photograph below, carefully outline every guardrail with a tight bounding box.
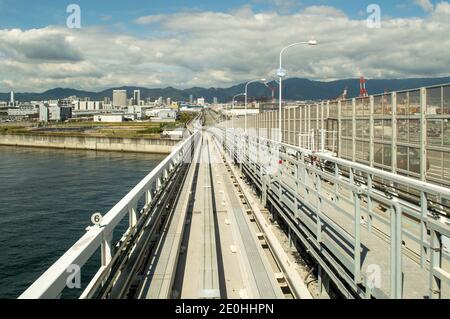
[214,127,450,299]
[19,130,201,299]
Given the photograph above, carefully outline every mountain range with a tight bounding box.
[1,77,449,103]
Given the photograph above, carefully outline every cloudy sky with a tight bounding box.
[0,0,449,92]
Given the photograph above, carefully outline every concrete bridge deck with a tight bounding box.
[135,132,294,299]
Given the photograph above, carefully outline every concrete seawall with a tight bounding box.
[0,134,178,154]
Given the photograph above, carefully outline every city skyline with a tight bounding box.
[0,0,449,92]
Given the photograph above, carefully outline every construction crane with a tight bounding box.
[360,76,368,97]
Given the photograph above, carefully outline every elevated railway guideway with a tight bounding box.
[212,124,450,299]
[19,107,450,299]
[20,118,312,300]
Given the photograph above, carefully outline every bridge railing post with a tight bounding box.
[420,191,429,268]
[145,189,152,207]
[129,205,138,228]
[353,184,362,284]
[367,174,373,233]
[390,200,403,299]
[314,160,323,243]
[101,232,113,266]
[428,218,445,299]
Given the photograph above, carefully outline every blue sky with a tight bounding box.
[0,0,437,31]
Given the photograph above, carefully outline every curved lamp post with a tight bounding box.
[277,40,317,142]
[245,78,266,134]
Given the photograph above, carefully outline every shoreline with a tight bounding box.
[0,133,178,155]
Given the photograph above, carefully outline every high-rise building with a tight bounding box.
[213,97,218,105]
[10,91,14,105]
[133,90,141,106]
[197,97,205,106]
[113,90,127,108]
[189,94,193,104]
[166,97,171,106]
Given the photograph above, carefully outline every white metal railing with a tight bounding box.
[298,129,337,153]
[225,83,450,187]
[215,127,450,299]
[19,130,201,299]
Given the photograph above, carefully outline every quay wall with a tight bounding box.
[0,134,178,154]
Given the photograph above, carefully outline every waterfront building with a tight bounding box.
[39,105,49,122]
[48,105,72,121]
[94,114,124,123]
[7,104,39,118]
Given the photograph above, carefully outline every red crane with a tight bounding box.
[360,76,368,97]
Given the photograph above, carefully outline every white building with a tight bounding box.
[74,101,103,111]
[39,105,49,122]
[48,106,72,121]
[94,114,124,123]
[47,100,59,107]
[59,96,78,107]
[128,105,143,119]
[162,128,186,140]
[7,104,39,118]
[103,103,113,111]
[197,97,205,106]
[145,108,177,122]
[113,90,127,108]
[10,91,14,105]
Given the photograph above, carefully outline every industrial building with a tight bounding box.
[93,114,124,123]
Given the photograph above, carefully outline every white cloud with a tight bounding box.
[1,4,450,92]
[415,0,434,12]
[134,15,164,25]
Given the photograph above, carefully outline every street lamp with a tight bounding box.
[277,40,317,142]
[231,93,246,131]
[245,78,266,134]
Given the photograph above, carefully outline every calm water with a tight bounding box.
[0,146,165,298]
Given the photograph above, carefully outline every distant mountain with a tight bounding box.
[2,77,449,103]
